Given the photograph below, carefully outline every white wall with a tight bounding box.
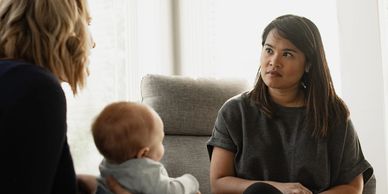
[337,0,388,193]
[380,0,388,189]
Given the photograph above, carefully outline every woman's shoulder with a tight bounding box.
[219,92,256,115]
[222,91,249,107]
[0,60,64,103]
[1,60,61,88]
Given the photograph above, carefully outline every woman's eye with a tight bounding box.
[283,52,293,57]
[265,48,273,54]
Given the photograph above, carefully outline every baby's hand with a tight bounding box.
[196,191,201,194]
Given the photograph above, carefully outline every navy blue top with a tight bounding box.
[0,60,76,194]
[207,92,373,193]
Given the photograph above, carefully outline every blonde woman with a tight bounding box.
[0,0,129,194]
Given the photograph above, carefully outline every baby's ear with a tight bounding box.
[136,147,150,158]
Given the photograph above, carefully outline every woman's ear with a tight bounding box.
[136,147,150,158]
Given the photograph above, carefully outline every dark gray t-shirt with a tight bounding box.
[207,92,373,193]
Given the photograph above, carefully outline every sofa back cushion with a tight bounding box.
[141,74,249,136]
[141,74,249,194]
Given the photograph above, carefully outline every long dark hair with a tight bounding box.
[249,14,349,137]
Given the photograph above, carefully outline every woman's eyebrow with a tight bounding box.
[264,43,298,53]
[283,48,298,53]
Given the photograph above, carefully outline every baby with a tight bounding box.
[92,101,200,194]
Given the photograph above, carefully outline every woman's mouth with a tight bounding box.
[266,70,281,77]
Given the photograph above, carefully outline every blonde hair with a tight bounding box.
[92,102,156,164]
[0,0,92,94]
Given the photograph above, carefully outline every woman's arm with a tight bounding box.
[1,73,74,194]
[320,174,363,194]
[210,147,312,194]
[77,174,98,194]
[210,147,257,194]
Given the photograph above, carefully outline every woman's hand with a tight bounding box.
[77,174,98,194]
[77,174,133,194]
[268,181,312,194]
[106,176,133,194]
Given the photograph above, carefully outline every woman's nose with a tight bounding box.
[269,55,281,68]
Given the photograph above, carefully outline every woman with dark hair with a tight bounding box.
[207,14,373,194]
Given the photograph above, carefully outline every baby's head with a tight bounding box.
[92,102,164,164]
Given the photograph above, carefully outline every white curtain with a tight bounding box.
[67,0,341,175]
[66,0,173,174]
[176,0,341,91]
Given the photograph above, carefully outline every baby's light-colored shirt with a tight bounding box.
[97,158,199,194]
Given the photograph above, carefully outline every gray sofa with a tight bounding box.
[140,74,376,194]
[141,74,249,194]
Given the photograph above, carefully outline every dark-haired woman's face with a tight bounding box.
[260,29,306,92]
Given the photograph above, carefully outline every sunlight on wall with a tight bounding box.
[379,0,388,190]
[67,0,174,175]
[337,0,388,192]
